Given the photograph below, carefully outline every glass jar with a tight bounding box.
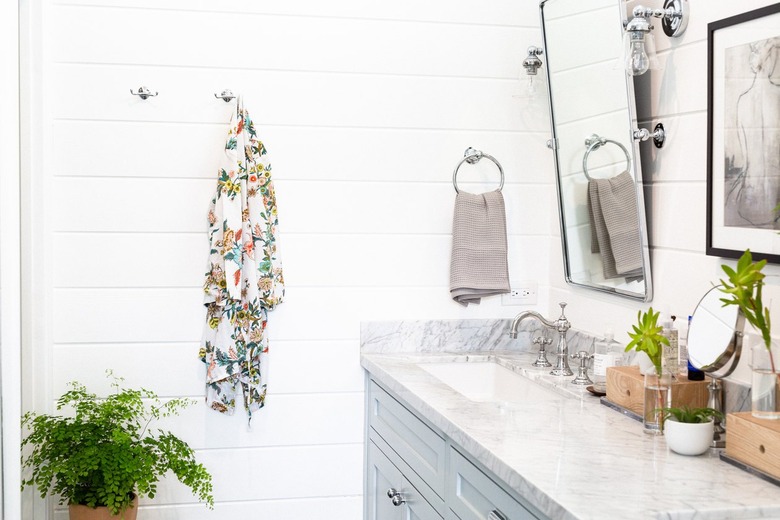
[751,339,780,419]
[643,367,671,434]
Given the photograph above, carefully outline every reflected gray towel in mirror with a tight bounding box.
[587,171,643,280]
[450,190,510,306]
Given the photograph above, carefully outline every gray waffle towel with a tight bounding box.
[450,190,510,306]
[587,171,643,280]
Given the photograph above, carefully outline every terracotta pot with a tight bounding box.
[69,495,138,520]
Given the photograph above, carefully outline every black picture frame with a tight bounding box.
[706,3,780,263]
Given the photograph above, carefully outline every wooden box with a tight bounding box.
[605,365,709,415]
[726,412,780,479]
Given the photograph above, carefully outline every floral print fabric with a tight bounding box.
[199,98,284,421]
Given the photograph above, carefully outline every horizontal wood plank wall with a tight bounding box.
[39,0,551,517]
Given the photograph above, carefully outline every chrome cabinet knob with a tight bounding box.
[386,488,405,506]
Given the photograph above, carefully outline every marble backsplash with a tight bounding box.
[360,317,751,414]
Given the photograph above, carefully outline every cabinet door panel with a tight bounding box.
[368,440,443,520]
[449,448,538,520]
[369,381,446,497]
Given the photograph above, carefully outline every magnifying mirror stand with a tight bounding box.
[708,378,726,449]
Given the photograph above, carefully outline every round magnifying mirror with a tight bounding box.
[687,285,745,378]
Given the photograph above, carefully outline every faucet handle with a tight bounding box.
[531,334,553,368]
[533,336,552,346]
[570,350,593,385]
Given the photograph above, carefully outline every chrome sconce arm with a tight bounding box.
[632,0,689,38]
[633,123,666,148]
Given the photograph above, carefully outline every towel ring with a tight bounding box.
[452,147,505,194]
[582,134,631,181]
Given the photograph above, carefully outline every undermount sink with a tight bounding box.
[418,361,562,404]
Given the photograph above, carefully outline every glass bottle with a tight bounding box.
[661,317,679,380]
[592,330,622,393]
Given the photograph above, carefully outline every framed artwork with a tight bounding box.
[706,3,780,263]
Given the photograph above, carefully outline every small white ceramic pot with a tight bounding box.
[664,419,714,456]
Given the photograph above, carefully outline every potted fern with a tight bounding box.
[661,406,724,456]
[21,373,214,519]
[625,307,670,434]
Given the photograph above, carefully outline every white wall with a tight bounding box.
[26,1,552,518]
[551,0,780,386]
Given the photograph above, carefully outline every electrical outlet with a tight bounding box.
[501,281,538,305]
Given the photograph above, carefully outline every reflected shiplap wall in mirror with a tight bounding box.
[542,0,653,301]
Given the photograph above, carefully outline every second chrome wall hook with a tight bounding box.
[214,89,236,102]
[130,86,158,100]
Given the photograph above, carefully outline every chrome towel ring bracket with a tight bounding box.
[582,134,632,181]
[452,147,505,194]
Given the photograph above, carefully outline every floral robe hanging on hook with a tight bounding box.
[199,97,284,422]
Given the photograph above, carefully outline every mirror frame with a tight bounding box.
[688,285,745,378]
[539,0,653,302]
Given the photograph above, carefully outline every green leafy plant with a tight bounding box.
[625,306,669,376]
[719,249,773,369]
[660,406,724,424]
[21,372,214,516]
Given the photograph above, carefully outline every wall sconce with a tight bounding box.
[623,0,689,76]
[520,46,544,96]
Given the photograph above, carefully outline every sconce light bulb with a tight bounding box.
[527,75,538,96]
[627,41,650,76]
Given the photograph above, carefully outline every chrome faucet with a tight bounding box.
[509,302,573,377]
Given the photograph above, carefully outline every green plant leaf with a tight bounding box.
[660,406,724,423]
[625,307,668,376]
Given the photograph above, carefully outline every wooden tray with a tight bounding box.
[605,365,709,415]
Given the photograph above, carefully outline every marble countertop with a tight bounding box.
[361,350,780,520]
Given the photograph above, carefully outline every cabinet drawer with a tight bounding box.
[368,440,444,520]
[369,381,447,497]
[449,448,539,520]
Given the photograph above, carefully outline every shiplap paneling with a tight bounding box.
[53,233,550,289]
[113,444,364,504]
[33,0,551,517]
[55,496,362,520]
[52,64,525,131]
[52,285,549,346]
[52,6,528,80]
[52,340,364,397]
[51,0,536,28]
[51,120,553,184]
[51,178,552,235]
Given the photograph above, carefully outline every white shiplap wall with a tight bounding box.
[27,1,552,518]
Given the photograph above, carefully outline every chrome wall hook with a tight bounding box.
[214,89,236,102]
[130,86,158,100]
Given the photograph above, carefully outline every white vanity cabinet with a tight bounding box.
[365,379,547,520]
